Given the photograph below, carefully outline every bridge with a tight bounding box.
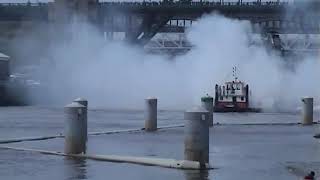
[0,0,319,58]
[100,1,320,45]
[0,1,319,45]
[144,33,320,56]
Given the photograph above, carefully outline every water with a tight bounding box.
[0,106,319,180]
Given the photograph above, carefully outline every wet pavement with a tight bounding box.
[0,107,319,180]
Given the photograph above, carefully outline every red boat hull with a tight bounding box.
[213,106,261,113]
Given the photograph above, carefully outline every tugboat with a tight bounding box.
[213,67,261,113]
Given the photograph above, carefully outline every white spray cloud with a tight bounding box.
[29,22,192,109]
[24,13,319,112]
[181,14,319,111]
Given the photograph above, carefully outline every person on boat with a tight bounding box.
[304,171,315,180]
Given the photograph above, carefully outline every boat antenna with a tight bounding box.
[232,66,238,81]
[222,64,241,83]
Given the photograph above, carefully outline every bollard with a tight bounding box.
[184,106,209,168]
[73,98,88,141]
[201,96,214,127]
[302,97,313,125]
[145,97,157,131]
[73,97,88,107]
[64,102,87,154]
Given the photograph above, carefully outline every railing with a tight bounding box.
[99,1,290,7]
[0,3,47,7]
[1,1,317,8]
[0,1,289,8]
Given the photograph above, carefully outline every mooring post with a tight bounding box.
[73,98,88,141]
[302,97,313,125]
[64,102,87,154]
[145,97,157,131]
[73,97,88,107]
[201,96,214,127]
[184,106,209,168]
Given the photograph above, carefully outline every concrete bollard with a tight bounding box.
[73,98,88,107]
[64,102,87,154]
[302,97,313,125]
[184,106,209,168]
[73,98,88,141]
[145,97,157,131]
[201,96,214,127]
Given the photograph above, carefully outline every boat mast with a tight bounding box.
[232,66,238,82]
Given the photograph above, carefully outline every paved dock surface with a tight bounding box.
[0,107,319,180]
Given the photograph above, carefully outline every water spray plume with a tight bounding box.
[17,13,319,112]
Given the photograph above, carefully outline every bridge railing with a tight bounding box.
[0,3,47,7]
[0,1,290,8]
[99,1,290,7]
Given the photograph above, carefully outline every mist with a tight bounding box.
[177,14,319,112]
[27,22,193,109]
[18,13,319,111]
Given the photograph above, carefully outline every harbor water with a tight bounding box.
[0,106,319,180]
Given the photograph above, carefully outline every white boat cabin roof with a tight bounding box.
[224,81,246,86]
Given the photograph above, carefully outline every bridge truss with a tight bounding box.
[144,33,320,56]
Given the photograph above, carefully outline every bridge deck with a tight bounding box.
[0,1,319,46]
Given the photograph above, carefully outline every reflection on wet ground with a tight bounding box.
[184,170,209,180]
[64,158,88,180]
[0,107,319,180]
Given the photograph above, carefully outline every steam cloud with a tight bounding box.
[21,14,319,112]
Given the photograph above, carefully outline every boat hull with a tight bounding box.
[213,107,261,113]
